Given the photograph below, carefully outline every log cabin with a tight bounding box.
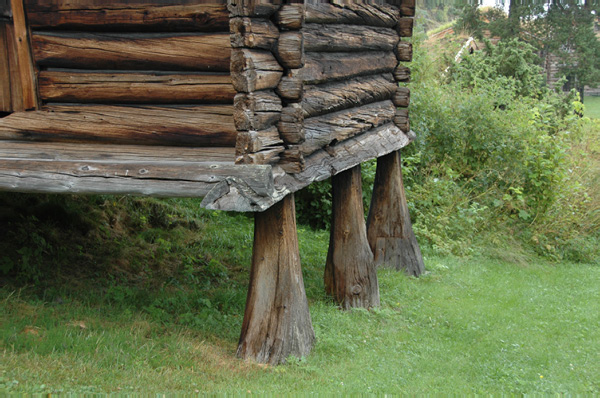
[0,0,423,364]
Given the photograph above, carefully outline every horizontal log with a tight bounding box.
[393,87,410,108]
[228,1,281,18]
[0,105,237,146]
[296,51,397,85]
[394,108,409,133]
[37,71,235,104]
[395,41,413,62]
[276,31,304,69]
[234,92,282,131]
[230,18,279,50]
[231,49,283,93]
[301,100,396,156]
[400,0,416,17]
[32,32,231,71]
[303,24,397,53]
[0,159,273,199]
[236,127,283,155]
[275,5,304,30]
[25,3,229,32]
[305,3,398,28]
[397,18,414,37]
[302,74,396,118]
[236,146,284,165]
[278,147,304,174]
[0,140,236,163]
[276,71,303,102]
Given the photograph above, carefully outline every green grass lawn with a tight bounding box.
[2,238,599,393]
[585,96,600,119]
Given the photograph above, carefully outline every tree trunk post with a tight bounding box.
[325,165,380,310]
[237,194,315,365]
[366,150,425,276]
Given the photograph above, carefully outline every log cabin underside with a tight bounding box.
[0,0,414,211]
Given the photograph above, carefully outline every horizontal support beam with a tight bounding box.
[305,3,398,28]
[37,71,236,104]
[32,32,231,72]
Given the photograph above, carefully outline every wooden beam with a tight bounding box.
[325,165,379,310]
[10,0,37,110]
[37,71,236,104]
[234,92,282,131]
[230,17,279,50]
[304,24,397,53]
[230,49,283,93]
[24,3,229,32]
[32,32,231,72]
[305,3,398,27]
[297,51,397,85]
[367,150,424,276]
[302,74,396,118]
[0,105,237,146]
[275,4,304,30]
[302,100,396,156]
[0,21,12,112]
[237,194,315,365]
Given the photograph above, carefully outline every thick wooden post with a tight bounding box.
[325,165,380,310]
[367,150,424,276]
[237,194,315,364]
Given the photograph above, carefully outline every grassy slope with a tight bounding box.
[585,96,600,119]
[1,205,599,394]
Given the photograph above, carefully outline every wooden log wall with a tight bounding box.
[1,1,237,149]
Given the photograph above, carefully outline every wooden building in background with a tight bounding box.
[0,0,422,364]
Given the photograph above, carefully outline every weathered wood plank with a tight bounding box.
[0,159,273,198]
[230,17,279,50]
[228,1,281,18]
[25,3,230,32]
[305,3,398,27]
[235,127,283,155]
[0,105,237,146]
[4,22,24,111]
[301,100,396,156]
[37,71,236,104]
[303,24,397,53]
[393,87,410,108]
[32,32,231,71]
[276,71,303,102]
[395,41,413,62]
[297,51,397,85]
[275,31,303,69]
[302,74,396,118]
[231,49,283,93]
[11,0,38,110]
[279,103,304,145]
[0,140,236,162]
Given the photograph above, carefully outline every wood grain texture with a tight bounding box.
[278,103,304,145]
[367,150,424,276]
[37,71,236,104]
[11,0,38,110]
[4,22,25,111]
[305,3,398,27]
[325,165,379,310]
[275,4,304,30]
[397,17,414,37]
[25,3,230,32]
[392,87,410,108]
[393,65,411,82]
[237,194,315,365]
[234,92,282,132]
[302,74,396,118]
[228,1,281,18]
[230,17,279,50]
[0,21,11,112]
[276,71,303,102]
[395,41,413,62]
[0,105,237,146]
[303,23,397,53]
[235,127,283,156]
[32,32,231,71]
[275,31,303,69]
[231,49,283,93]
[302,100,396,156]
[297,51,397,85]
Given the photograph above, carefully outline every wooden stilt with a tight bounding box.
[237,194,315,365]
[367,150,424,276]
[325,165,380,310]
